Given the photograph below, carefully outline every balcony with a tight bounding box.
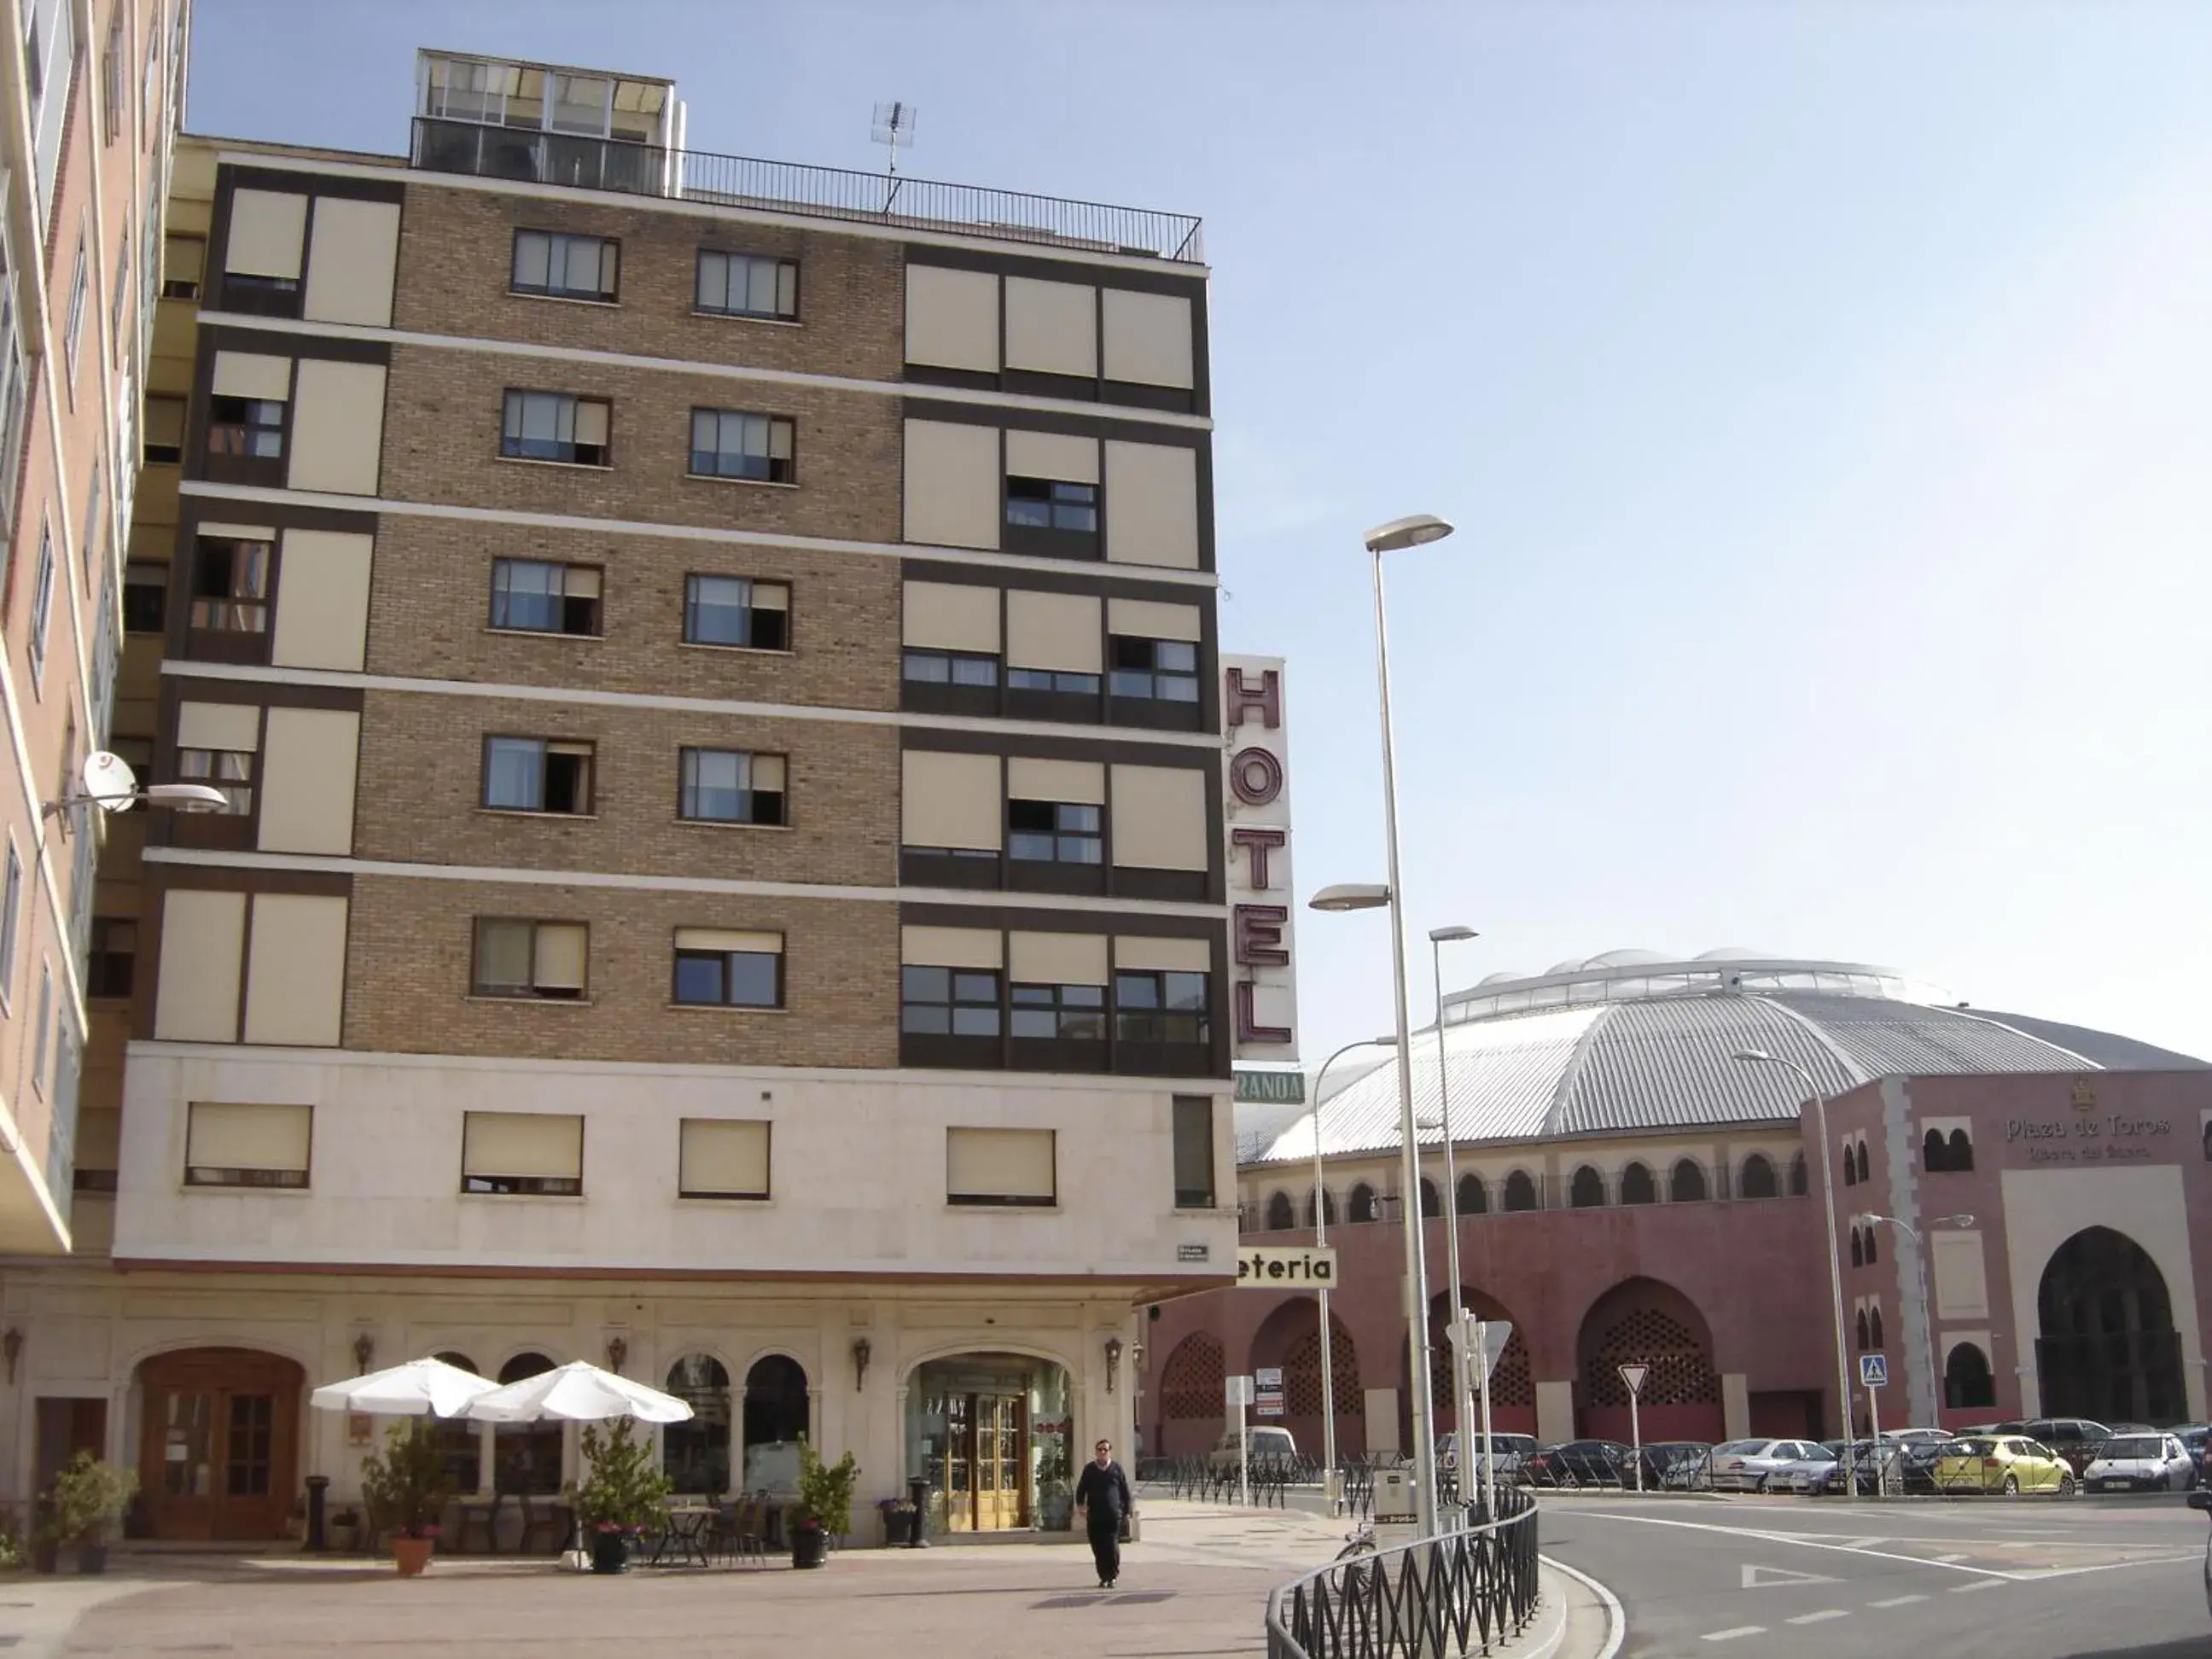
[410,116,1205,265]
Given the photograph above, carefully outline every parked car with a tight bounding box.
[1523,1441,1633,1487]
[1885,1431,1957,1493]
[2083,1433,2197,1493]
[1638,1441,1715,1491]
[1829,1439,1904,1495]
[1934,1435,2077,1495]
[1438,1431,1539,1483]
[2175,1424,2212,1480]
[1708,1438,1825,1493]
[1206,1426,1299,1472]
[2006,1417,2115,1476]
[1777,1440,1848,1493]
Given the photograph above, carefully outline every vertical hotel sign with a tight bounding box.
[1223,655,1297,1057]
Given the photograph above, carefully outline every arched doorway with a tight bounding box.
[1945,1341,1995,1410]
[1155,1332,1224,1456]
[663,1355,732,1493]
[135,1348,306,1540]
[493,1352,562,1493]
[2036,1226,2186,1424]
[742,1354,810,1485]
[426,1349,483,1494]
[1249,1297,1355,1460]
[904,1352,1071,1536]
[1575,1278,1724,1443]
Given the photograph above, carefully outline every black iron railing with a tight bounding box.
[1266,1486,1540,1659]
[410,117,1205,264]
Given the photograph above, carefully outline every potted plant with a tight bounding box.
[359,1420,454,1576]
[876,1495,918,1548]
[1036,1441,1072,1532]
[791,1441,857,1569]
[44,1452,136,1574]
[568,1418,672,1575]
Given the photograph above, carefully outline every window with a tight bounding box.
[946,1126,1055,1208]
[900,965,999,1036]
[1739,1153,1779,1199]
[184,1101,311,1188]
[1173,1095,1215,1208]
[500,391,609,466]
[1854,1140,1871,1185]
[29,963,49,1095]
[62,236,85,388]
[26,522,55,681]
[472,919,588,1000]
[87,917,134,998]
[683,574,789,650]
[672,928,783,1009]
[1850,1228,1864,1269]
[110,230,130,351]
[689,408,794,483]
[1457,1173,1487,1214]
[79,459,102,590]
[1007,665,1100,695]
[143,394,185,463]
[101,9,122,144]
[176,745,253,815]
[1114,969,1208,1044]
[0,841,20,1007]
[903,647,998,687]
[1569,1166,1606,1208]
[141,9,158,137]
[1620,1161,1656,1205]
[1010,981,1106,1039]
[483,736,594,815]
[461,1110,583,1196]
[1668,1158,1708,1202]
[189,534,269,632]
[1863,1225,1877,1265]
[124,561,167,632]
[678,748,786,826]
[0,236,26,537]
[1005,476,1097,533]
[1790,1153,1808,1196]
[1009,800,1101,864]
[162,233,204,300]
[491,557,601,636]
[207,393,285,459]
[1419,1177,1440,1217]
[696,250,797,320]
[1348,1182,1377,1224]
[1265,1191,1294,1230]
[678,1118,770,1200]
[1869,1305,1885,1349]
[510,230,618,302]
[1108,636,1199,702]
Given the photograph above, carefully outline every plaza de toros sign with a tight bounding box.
[2005,1080,2174,1166]
[1223,655,1298,1058]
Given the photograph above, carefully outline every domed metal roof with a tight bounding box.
[1252,953,2206,1164]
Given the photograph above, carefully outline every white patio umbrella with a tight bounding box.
[309,1356,501,1417]
[461,1360,695,1424]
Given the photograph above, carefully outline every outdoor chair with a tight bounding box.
[516,1493,568,1555]
[714,1493,765,1565]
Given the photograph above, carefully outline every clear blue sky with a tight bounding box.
[187,1,2212,1064]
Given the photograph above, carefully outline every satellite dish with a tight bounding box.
[80,751,138,812]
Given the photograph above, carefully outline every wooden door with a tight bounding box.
[975,1394,1027,1531]
[944,1394,975,1533]
[137,1349,302,1540]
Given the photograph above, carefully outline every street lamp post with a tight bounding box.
[1427,926,1479,1508]
[1305,1034,1397,1513]
[1734,1047,1858,1504]
[1858,1211,1975,1429]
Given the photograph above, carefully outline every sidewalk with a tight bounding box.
[0,1501,1610,1659]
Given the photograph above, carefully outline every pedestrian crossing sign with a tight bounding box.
[1859,1353,1889,1388]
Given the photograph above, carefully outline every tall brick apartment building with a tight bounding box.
[0,49,1237,1542]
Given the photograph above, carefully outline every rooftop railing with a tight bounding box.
[410,117,1204,264]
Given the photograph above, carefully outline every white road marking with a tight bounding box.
[1743,1563,1838,1588]
[1868,1594,1930,1608]
[1702,1627,1767,1643]
[1539,1554,1626,1659]
[1933,1552,1969,1563]
[1579,1512,2015,1580]
[1950,1579,2007,1593]
[1786,1610,1851,1625]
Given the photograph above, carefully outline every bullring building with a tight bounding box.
[1147,951,2208,1458]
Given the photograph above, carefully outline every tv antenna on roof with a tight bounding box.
[871,101,917,178]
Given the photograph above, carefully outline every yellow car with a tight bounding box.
[1933,1435,2077,1496]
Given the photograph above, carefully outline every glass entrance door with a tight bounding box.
[135,1350,303,1540]
[975,1394,1027,1530]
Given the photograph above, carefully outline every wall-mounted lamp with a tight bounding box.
[2,1327,21,1385]
[352,1331,375,1376]
[606,1336,628,1376]
[1104,1336,1123,1394]
[1132,1340,1146,1375]
[852,1336,871,1392]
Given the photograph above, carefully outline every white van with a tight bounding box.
[1208,1426,1299,1471]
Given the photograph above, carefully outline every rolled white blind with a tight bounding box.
[903,580,1000,652]
[946,1126,1056,1202]
[1009,930,1109,986]
[187,1102,311,1172]
[211,351,292,401]
[900,926,1003,969]
[901,750,1002,850]
[224,189,308,279]
[1006,757,1105,805]
[564,566,603,599]
[751,580,790,612]
[533,923,588,990]
[749,754,787,793]
[675,928,782,955]
[572,399,610,447]
[1115,934,1213,973]
[679,1119,771,1196]
[1107,597,1202,643]
[177,701,262,752]
[463,1112,583,1179]
[1005,590,1102,673]
[1004,428,1100,484]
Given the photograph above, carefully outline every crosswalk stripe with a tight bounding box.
[1868,1594,1929,1608]
[1702,1628,1767,1643]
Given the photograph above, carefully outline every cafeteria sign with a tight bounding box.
[1237,1246,1337,1288]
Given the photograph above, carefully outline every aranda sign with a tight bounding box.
[1236,1246,1338,1288]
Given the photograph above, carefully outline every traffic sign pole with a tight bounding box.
[1619,1364,1649,1493]
[1859,1353,1888,1501]
[1476,1319,1497,1520]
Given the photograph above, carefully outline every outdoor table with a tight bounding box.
[646,1505,717,1568]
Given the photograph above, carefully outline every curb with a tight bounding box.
[1539,1553,1625,1659]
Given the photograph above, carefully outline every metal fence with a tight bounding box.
[1265,1486,1540,1659]
[410,118,1205,263]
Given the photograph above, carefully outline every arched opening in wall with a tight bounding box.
[1266,1191,1295,1231]
[662,1354,731,1493]
[1157,1332,1225,1462]
[1668,1160,1707,1202]
[1457,1173,1487,1215]
[1419,1178,1441,1219]
[743,1355,811,1467]
[1405,1289,1538,1442]
[427,1350,483,1495]
[1850,1230,1864,1269]
[1945,1342,1996,1410]
[1842,1142,1857,1187]
[493,1352,563,1494]
[1253,1297,1360,1458]
[1620,1162,1656,1206]
[1947,1129,1972,1171]
[1738,1154,1778,1199]
[2036,1226,2187,1424]
[1869,1306,1884,1349]
[1349,1183,1378,1224]
[1789,1154,1807,1196]
[1853,1141,1870,1185]
[1923,1127,1950,1173]
[1502,1171,1538,1212]
[1306,1188,1336,1228]
[2203,1121,2212,1162]
[905,1352,1071,1536]
[134,1348,306,1540]
[1863,1228,1877,1266]
[1856,1309,1871,1351]
[1569,1166,1606,1208]
[1575,1278,1722,1443]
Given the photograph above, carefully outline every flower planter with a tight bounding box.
[391,1536,436,1577]
[73,1543,109,1575]
[591,1532,632,1575]
[791,1526,829,1569]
